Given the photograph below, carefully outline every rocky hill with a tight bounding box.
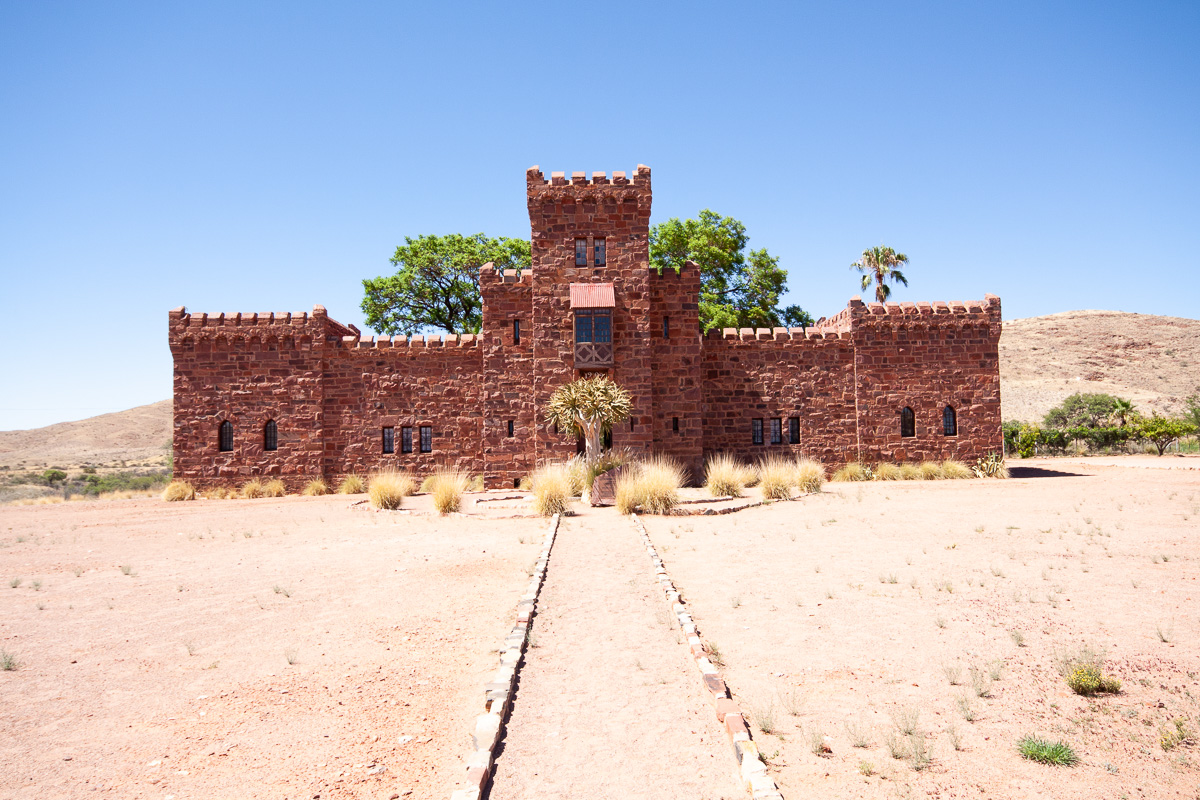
[1,311,1195,469]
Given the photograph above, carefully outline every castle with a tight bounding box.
[168,165,1003,490]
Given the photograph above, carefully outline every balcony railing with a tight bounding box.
[574,341,613,369]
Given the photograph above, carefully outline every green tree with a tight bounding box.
[1184,388,1200,430]
[851,246,909,302]
[1043,393,1123,430]
[1109,398,1136,427]
[1134,415,1197,456]
[41,469,66,485]
[781,306,815,332]
[544,375,633,465]
[649,210,808,332]
[362,233,531,335]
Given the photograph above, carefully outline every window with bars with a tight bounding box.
[594,238,606,266]
[943,405,958,436]
[382,426,395,454]
[901,407,915,438]
[752,418,764,445]
[575,238,587,266]
[419,426,432,453]
[264,420,278,451]
[574,311,612,343]
[219,421,233,452]
[401,426,413,453]
[770,418,782,444]
[513,319,521,345]
[788,417,800,444]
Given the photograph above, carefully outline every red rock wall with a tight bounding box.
[649,262,705,480]
[480,267,536,488]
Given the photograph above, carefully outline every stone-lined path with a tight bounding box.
[488,511,743,799]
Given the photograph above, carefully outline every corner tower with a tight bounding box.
[526,166,655,460]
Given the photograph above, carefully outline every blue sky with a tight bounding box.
[1,1,1197,431]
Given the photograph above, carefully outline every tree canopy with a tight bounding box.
[361,233,530,335]
[1042,393,1126,430]
[545,375,633,464]
[851,246,909,302]
[649,210,809,332]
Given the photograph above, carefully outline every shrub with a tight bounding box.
[262,479,287,497]
[162,481,196,502]
[973,453,1009,479]
[615,456,684,515]
[241,479,265,499]
[302,479,329,496]
[207,485,234,500]
[1160,718,1194,751]
[832,462,870,482]
[899,463,922,480]
[367,469,415,510]
[705,453,748,498]
[429,469,470,514]
[564,456,587,497]
[941,460,973,479]
[1018,735,1078,766]
[584,448,631,492]
[757,456,794,500]
[1058,646,1121,696]
[873,462,902,481]
[336,475,366,494]
[530,462,571,517]
[918,461,943,480]
[793,459,826,492]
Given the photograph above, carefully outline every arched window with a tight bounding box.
[943,406,957,437]
[900,407,915,438]
[264,420,278,451]
[219,420,233,452]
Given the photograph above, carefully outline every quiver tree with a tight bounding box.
[545,375,633,465]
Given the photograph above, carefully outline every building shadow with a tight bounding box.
[1008,465,1089,479]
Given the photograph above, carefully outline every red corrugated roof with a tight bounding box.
[569,282,615,309]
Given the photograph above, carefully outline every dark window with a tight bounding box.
[219,421,233,452]
[630,417,635,431]
[574,311,612,343]
[901,407,915,438]
[788,417,800,444]
[419,426,432,453]
[943,405,958,436]
[575,238,587,266]
[382,426,395,454]
[603,429,612,450]
[663,316,670,339]
[401,426,413,453]
[770,418,782,444]
[594,237,606,266]
[752,418,764,445]
[513,477,520,489]
[264,419,278,451]
[513,319,521,345]
[507,420,515,437]
[672,416,679,433]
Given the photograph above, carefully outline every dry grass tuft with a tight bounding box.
[206,485,234,500]
[240,479,265,499]
[758,456,795,500]
[162,481,196,502]
[262,479,287,497]
[616,456,684,515]
[941,460,974,480]
[832,462,871,482]
[874,462,902,481]
[705,453,749,498]
[899,463,922,480]
[428,469,470,515]
[530,462,572,517]
[302,479,330,496]
[793,458,826,492]
[918,461,944,480]
[336,474,366,494]
[367,469,415,510]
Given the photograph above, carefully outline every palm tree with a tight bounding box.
[1110,398,1135,427]
[851,246,909,302]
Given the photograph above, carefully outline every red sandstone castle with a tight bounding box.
[169,165,1002,489]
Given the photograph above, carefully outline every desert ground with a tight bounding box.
[2,458,1198,799]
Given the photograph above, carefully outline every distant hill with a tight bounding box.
[1000,310,1200,423]
[0,400,172,470]
[1,311,1195,468]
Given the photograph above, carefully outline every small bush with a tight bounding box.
[430,469,470,514]
[1160,718,1193,751]
[0,649,17,671]
[832,462,870,482]
[1018,735,1078,766]
[873,462,902,481]
[336,475,366,494]
[302,479,329,496]
[1058,646,1121,696]
[793,459,826,492]
[162,481,196,502]
[367,469,415,510]
[941,460,973,479]
[705,453,748,498]
[615,456,683,515]
[973,453,1010,478]
[899,463,922,480]
[564,457,587,497]
[918,461,943,480]
[262,479,287,498]
[530,462,572,517]
[757,456,794,500]
[240,479,264,499]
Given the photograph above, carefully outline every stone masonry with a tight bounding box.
[168,165,1003,490]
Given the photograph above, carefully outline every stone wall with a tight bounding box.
[649,261,705,480]
[480,266,536,488]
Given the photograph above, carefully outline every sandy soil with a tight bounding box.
[642,459,1199,799]
[0,494,543,800]
[489,511,743,799]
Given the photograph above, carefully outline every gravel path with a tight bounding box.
[488,511,743,800]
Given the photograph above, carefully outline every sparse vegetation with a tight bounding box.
[1160,718,1193,751]
[704,453,753,498]
[0,649,18,671]
[530,462,572,517]
[367,469,415,510]
[832,462,870,482]
[336,474,366,494]
[615,456,684,515]
[918,461,943,480]
[757,456,794,500]
[162,480,197,502]
[1018,735,1078,766]
[302,479,330,496]
[793,458,826,492]
[892,706,920,736]
[941,459,973,479]
[873,462,901,481]
[240,479,265,499]
[262,479,287,497]
[427,469,470,514]
[1058,646,1121,695]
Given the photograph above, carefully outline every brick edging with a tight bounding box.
[449,513,560,800]
[630,513,785,800]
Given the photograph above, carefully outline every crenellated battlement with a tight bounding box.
[707,327,852,342]
[526,164,651,189]
[341,333,482,350]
